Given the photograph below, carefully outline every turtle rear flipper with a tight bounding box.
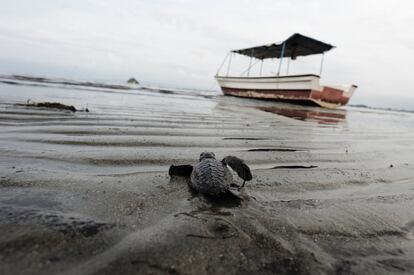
[169,165,193,177]
[222,156,252,184]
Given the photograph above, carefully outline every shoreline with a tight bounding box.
[1,74,413,113]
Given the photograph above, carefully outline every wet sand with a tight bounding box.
[1,77,414,274]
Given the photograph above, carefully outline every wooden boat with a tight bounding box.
[215,33,357,109]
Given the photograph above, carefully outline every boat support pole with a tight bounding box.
[286,58,290,75]
[240,59,260,76]
[247,49,254,77]
[277,42,286,76]
[319,52,325,76]
[259,60,263,76]
[226,52,233,76]
[216,52,230,76]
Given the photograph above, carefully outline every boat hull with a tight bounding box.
[215,75,357,109]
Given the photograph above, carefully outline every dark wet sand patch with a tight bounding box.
[223,137,270,140]
[247,148,303,152]
[24,139,173,147]
[0,206,115,237]
[272,165,318,169]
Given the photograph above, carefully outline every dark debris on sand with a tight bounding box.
[20,101,77,112]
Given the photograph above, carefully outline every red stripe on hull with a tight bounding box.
[311,87,350,105]
[222,87,312,99]
[221,87,350,107]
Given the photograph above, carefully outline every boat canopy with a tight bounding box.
[232,33,334,60]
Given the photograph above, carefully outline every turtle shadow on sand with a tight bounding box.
[169,176,243,208]
[193,184,244,208]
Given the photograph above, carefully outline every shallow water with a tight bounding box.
[1,77,414,274]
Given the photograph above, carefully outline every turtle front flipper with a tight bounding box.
[169,165,193,177]
[222,156,252,188]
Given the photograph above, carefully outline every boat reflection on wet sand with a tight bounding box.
[256,104,346,124]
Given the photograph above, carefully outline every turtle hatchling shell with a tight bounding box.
[190,158,233,195]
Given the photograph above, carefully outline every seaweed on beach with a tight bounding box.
[21,100,78,112]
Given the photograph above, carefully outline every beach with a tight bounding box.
[0,76,414,274]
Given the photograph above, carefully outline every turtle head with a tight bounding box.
[199,152,216,161]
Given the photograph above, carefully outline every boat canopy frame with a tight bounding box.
[232,33,334,60]
[216,33,333,77]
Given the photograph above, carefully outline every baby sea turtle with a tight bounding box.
[169,152,252,196]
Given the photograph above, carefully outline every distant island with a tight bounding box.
[127,78,139,85]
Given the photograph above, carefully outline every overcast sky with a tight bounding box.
[1,0,414,108]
